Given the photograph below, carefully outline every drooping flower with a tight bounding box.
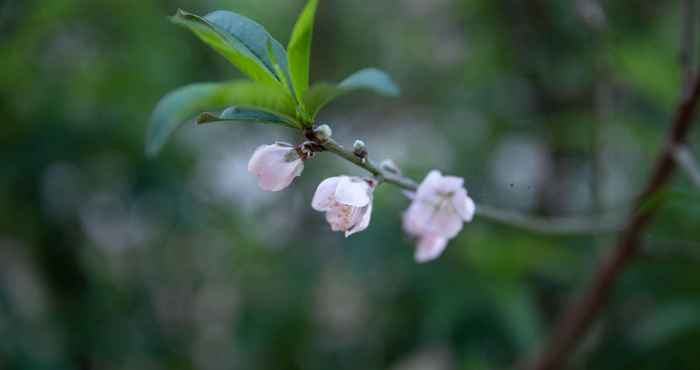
[311,176,374,237]
[248,142,304,192]
[403,170,475,262]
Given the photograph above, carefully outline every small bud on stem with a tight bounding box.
[353,139,368,159]
[313,124,333,142]
[353,140,366,151]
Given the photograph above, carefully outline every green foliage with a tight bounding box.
[196,106,296,127]
[146,81,296,156]
[170,9,284,86]
[148,1,398,155]
[303,68,400,119]
[287,0,319,98]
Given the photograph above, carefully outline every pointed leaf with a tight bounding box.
[196,106,294,127]
[171,9,290,87]
[287,0,319,97]
[266,37,297,102]
[303,68,400,119]
[146,80,298,156]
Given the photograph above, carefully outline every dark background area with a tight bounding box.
[2,0,700,369]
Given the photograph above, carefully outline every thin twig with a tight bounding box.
[519,77,700,370]
[671,145,700,188]
[317,137,620,235]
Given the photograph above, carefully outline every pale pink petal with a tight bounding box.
[345,203,372,237]
[403,200,463,239]
[452,189,476,222]
[334,177,370,207]
[248,144,303,191]
[257,159,303,191]
[414,235,448,263]
[436,175,464,193]
[402,202,432,236]
[415,170,442,200]
[426,202,464,239]
[247,144,275,173]
[311,177,340,211]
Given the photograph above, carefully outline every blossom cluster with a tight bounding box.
[248,142,476,262]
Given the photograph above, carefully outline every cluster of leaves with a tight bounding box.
[146,0,399,156]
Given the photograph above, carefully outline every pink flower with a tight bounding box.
[247,142,304,191]
[403,170,475,262]
[312,176,374,237]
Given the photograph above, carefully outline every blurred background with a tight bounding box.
[2,0,700,369]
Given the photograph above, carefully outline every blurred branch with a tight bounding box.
[316,136,620,235]
[671,145,700,188]
[681,0,697,97]
[519,77,700,370]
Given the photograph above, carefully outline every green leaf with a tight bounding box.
[287,0,319,98]
[196,106,294,127]
[146,80,298,156]
[266,37,297,102]
[171,9,290,87]
[302,68,400,119]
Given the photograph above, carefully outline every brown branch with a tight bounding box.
[519,77,700,370]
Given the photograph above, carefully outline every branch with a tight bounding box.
[519,77,700,370]
[671,145,700,188]
[316,137,619,235]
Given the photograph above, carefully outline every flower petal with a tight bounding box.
[345,203,372,237]
[402,202,431,236]
[311,177,340,211]
[247,144,276,174]
[334,177,370,207]
[259,159,303,192]
[427,202,464,239]
[415,170,442,201]
[452,189,476,222]
[248,144,304,192]
[403,199,463,239]
[414,235,448,263]
[437,175,464,193]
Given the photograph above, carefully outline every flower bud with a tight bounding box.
[353,140,366,151]
[353,140,367,158]
[314,124,333,142]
